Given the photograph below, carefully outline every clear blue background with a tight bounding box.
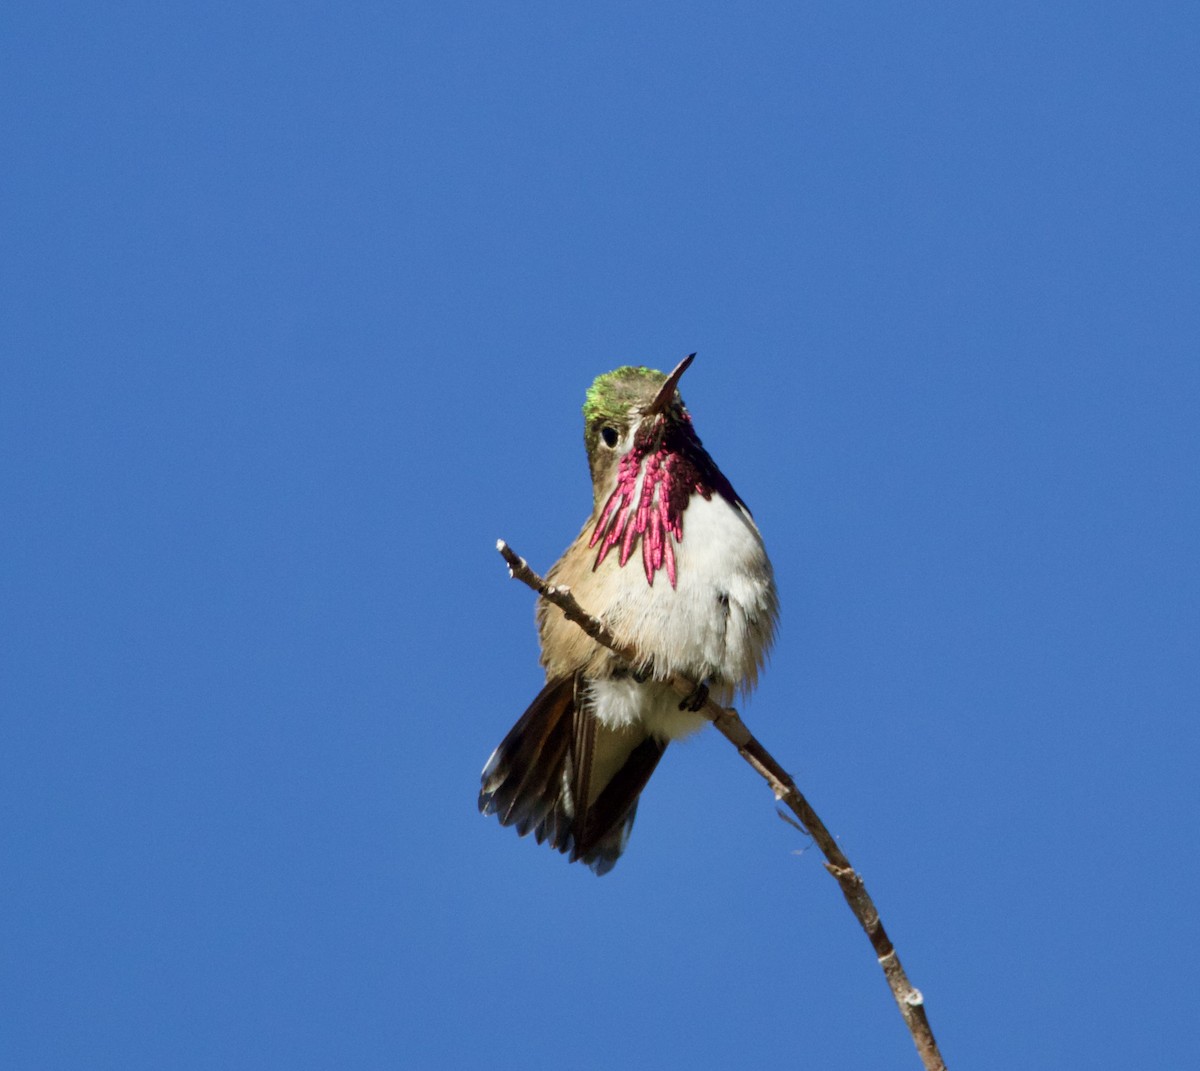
[3,3,1197,1068]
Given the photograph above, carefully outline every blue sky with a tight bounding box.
[3,3,1197,1068]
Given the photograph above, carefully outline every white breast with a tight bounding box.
[595,491,777,739]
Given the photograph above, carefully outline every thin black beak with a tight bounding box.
[647,353,695,417]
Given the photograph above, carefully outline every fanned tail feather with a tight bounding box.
[479,676,576,853]
[479,674,666,875]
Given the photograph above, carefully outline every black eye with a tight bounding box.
[600,426,619,448]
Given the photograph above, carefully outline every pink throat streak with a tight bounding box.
[588,414,736,588]
[589,447,682,586]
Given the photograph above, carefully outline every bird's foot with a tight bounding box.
[678,681,710,712]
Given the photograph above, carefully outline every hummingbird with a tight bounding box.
[479,355,778,874]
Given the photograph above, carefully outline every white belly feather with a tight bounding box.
[591,492,777,741]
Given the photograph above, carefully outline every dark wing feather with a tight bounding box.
[571,735,666,875]
[479,675,576,852]
[480,674,668,875]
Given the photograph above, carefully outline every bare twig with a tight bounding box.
[496,539,947,1071]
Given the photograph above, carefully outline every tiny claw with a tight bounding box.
[679,681,709,712]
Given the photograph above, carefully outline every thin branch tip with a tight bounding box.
[491,539,945,1071]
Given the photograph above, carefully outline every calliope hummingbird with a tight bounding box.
[479,355,778,874]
